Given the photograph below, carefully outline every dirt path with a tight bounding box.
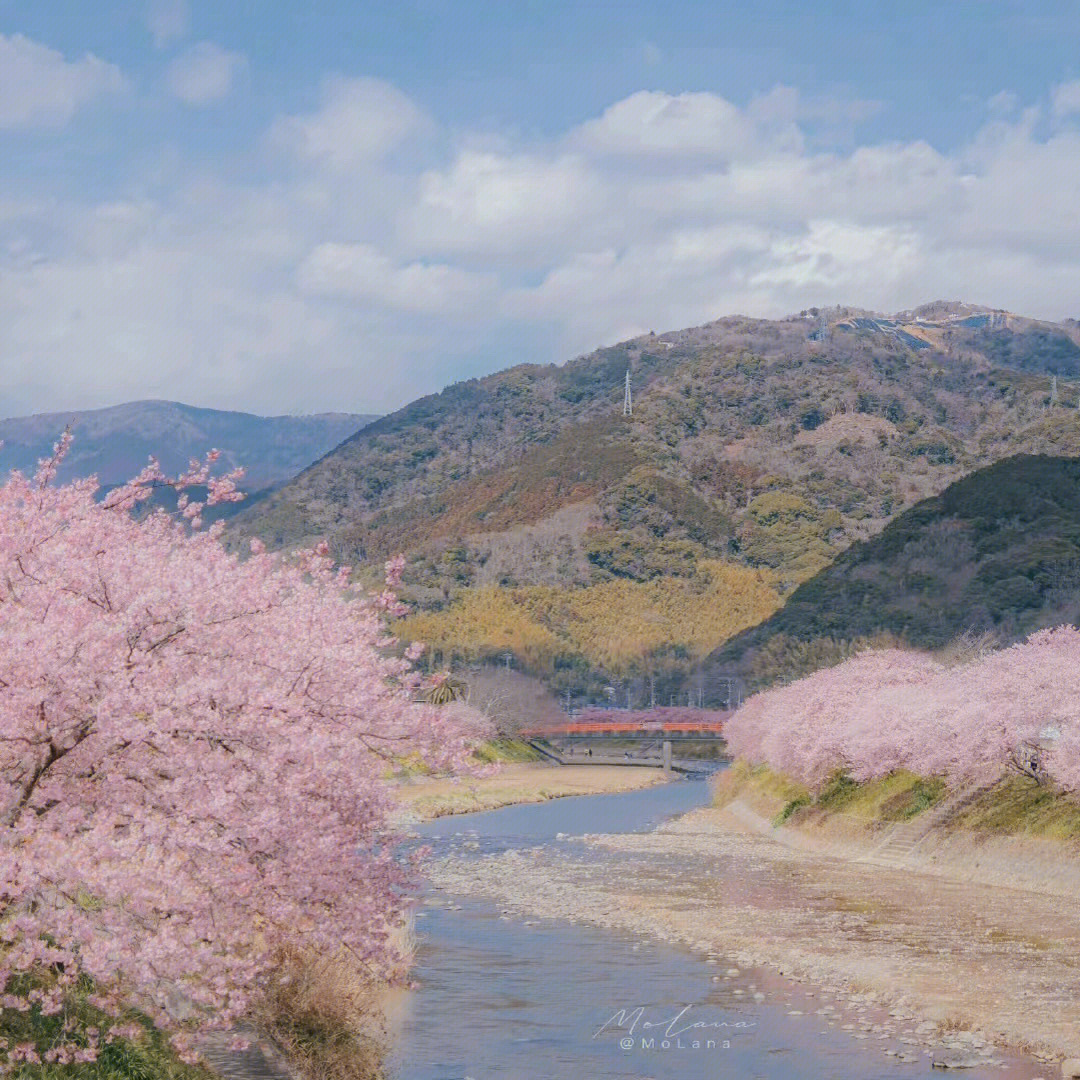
[429,800,1080,1067]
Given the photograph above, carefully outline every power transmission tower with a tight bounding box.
[623,369,633,416]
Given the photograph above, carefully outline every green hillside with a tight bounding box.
[708,454,1080,691]
[232,302,1080,695]
[239,303,1080,586]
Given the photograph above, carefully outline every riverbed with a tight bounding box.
[388,779,1049,1080]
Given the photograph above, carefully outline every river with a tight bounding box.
[389,777,1043,1080]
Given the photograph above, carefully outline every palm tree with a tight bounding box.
[423,673,467,705]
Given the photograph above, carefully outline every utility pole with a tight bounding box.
[623,369,633,416]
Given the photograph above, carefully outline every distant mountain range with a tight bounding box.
[0,400,379,492]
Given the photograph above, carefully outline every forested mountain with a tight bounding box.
[706,454,1080,692]
[0,400,378,492]
[233,301,1080,696]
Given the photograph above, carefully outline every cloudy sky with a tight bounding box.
[2,0,1080,417]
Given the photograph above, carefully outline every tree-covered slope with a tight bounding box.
[398,559,781,696]
[226,302,1080,699]
[237,302,1080,595]
[708,454,1080,691]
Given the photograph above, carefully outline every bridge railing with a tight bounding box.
[522,720,727,737]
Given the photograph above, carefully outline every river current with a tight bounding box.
[388,778,1043,1080]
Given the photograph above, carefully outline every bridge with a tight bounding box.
[521,716,729,773]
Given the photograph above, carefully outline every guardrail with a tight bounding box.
[522,721,726,736]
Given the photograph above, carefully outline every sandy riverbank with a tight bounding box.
[391,762,669,822]
[427,797,1080,1072]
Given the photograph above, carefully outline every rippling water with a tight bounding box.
[388,778,1042,1080]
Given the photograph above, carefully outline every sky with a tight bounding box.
[2,1,1080,418]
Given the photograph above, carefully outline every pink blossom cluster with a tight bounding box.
[574,706,729,726]
[726,627,1080,792]
[0,440,488,1062]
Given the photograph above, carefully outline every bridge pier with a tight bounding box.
[662,739,672,773]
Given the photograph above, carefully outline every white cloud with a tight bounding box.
[167,42,246,104]
[1052,79,1080,118]
[570,90,768,161]
[267,76,427,168]
[146,0,189,48]
[408,149,601,258]
[750,221,922,291]
[0,33,125,129]
[4,74,1080,419]
[296,242,493,314]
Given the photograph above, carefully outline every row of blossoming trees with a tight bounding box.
[725,628,1080,793]
[0,438,486,1066]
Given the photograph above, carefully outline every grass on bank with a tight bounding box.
[470,738,546,764]
[716,760,1080,840]
[253,947,387,1080]
[5,944,393,1080]
[390,738,544,780]
[0,970,214,1080]
[955,774,1080,841]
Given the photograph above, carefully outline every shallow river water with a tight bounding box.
[388,778,1044,1080]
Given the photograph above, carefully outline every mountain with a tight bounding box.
[0,400,378,492]
[705,454,1080,693]
[232,300,1080,695]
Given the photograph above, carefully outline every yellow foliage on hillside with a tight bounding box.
[399,560,780,674]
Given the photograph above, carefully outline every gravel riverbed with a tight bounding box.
[426,801,1080,1074]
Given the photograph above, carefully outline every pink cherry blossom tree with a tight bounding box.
[726,628,1080,793]
[0,437,487,1064]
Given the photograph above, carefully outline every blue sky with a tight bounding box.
[2,0,1080,416]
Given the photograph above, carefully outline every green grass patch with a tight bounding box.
[718,762,950,826]
[471,738,546,764]
[721,760,1080,840]
[713,759,810,811]
[771,772,944,825]
[955,775,1080,840]
[815,770,947,822]
[772,795,811,826]
[813,772,861,811]
[1,969,212,1080]
[881,776,947,821]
